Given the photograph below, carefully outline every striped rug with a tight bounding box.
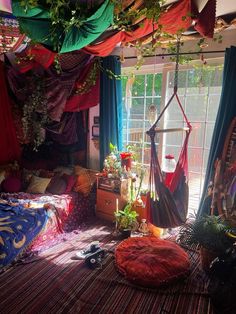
[0,221,214,314]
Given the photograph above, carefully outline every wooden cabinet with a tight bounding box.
[96,177,129,222]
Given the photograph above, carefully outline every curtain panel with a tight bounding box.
[99,56,123,169]
[197,46,236,217]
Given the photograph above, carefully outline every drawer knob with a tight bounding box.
[105,199,112,205]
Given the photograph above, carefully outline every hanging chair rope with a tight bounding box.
[146,36,192,228]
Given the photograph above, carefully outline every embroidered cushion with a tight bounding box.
[74,166,97,196]
[115,237,190,288]
[26,175,51,194]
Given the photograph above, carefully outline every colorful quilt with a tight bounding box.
[0,201,47,269]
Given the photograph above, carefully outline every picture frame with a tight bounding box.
[92,125,99,137]
[93,116,99,125]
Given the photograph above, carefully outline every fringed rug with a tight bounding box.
[0,221,214,314]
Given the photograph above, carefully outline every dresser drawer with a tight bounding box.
[96,189,127,222]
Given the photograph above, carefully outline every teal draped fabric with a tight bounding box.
[197,46,236,217]
[100,56,123,169]
[12,0,114,53]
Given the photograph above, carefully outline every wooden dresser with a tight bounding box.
[96,176,129,222]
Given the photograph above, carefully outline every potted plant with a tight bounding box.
[178,215,236,271]
[114,203,139,238]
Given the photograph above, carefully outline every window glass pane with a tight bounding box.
[188,172,202,213]
[129,98,144,120]
[132,75,145,96]
[145,74,162,96]
[185,95,207,121]
[208,95,220,121]
[188,122,205,148]
[203,149,210,173]
[167,70,186,96]
[205,123,215,148]
[188,148,203,172]
[162,120,184,146]
[165,96,185,121]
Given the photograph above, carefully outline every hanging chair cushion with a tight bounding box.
[115,237,190,288]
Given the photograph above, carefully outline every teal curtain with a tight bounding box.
[12,0,114,53]
[197,46,236,217]
[100,56,123,169]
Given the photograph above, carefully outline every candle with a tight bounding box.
[116,198,119,213]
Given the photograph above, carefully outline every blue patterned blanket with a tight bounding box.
[0,202,47,269]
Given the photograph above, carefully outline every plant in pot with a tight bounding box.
[114,203,139,238]
[178,215,236,271]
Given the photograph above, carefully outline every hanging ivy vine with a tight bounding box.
[22,76,49,151]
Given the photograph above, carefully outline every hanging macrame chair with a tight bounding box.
[146,38,192,228]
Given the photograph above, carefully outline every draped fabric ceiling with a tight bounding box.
[2,0,218,122]
[0,0,221,161]
[11,0,216,56]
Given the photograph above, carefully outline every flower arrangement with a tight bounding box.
[102,143,146,202]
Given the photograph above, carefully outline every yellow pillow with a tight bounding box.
[27,175,51,194]
[74,166,97,196]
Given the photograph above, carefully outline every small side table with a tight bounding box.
[96,176,129,222]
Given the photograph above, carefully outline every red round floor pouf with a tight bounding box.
[115,237,190,288]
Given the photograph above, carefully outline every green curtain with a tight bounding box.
[197,46,236,217]
[12,0,114,53]
[99,56,123,169]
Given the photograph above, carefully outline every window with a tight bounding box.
[122,63,223,214]
[122,73,162,184]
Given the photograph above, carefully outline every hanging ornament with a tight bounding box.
[148,104,158,126]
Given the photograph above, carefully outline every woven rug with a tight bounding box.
[0,221,214,314]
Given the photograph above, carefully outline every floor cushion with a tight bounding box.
[115,237,190,288]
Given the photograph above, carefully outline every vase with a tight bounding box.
[121,158,132,171]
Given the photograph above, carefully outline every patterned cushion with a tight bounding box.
[27,175,51,194]
[73,166,97,196]
[115,237,190,288]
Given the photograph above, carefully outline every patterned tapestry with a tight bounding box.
[0,201,47,269]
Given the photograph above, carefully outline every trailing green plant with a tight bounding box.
[22,76,49,151]
[114,203,138,230]
[178,215,236,254]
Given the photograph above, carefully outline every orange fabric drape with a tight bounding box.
[82,0,192,56]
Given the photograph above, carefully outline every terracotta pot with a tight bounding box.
[200,247,218,272]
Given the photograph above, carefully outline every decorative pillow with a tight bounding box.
[21,169,40,190]
[1,176,22,193]
[62,174,76,193]
[26,175,51,194]
[73,167,97,196]
[115,237,190,288]
[46,175,67,195]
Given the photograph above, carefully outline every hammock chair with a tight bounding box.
[146,38,192,228]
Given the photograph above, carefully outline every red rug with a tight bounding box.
[0,221,213,314]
